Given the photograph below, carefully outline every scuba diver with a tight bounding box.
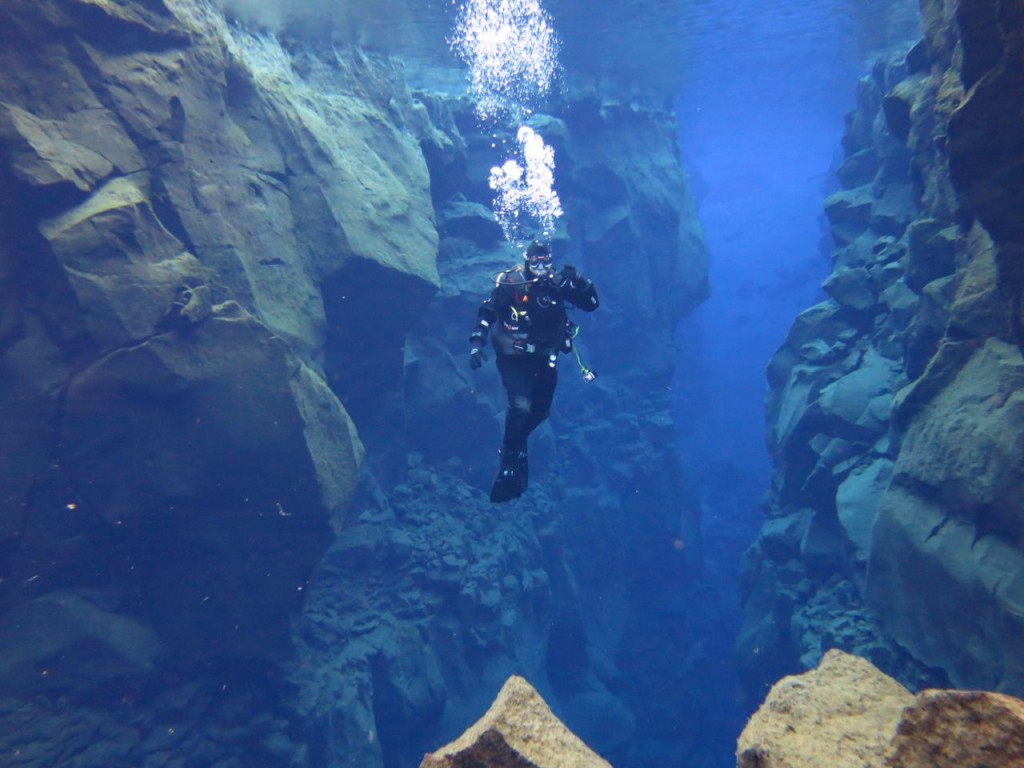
[468,241,600,502]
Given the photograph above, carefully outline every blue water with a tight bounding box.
[676,0,908,480]
[672,0,918,763]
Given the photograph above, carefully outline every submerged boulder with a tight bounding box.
[836,457,894,566]
[822,266,876,311]
[824,187,874,246]
[737,649,913,768]
[739,650,1024,768]
[816,348,899,438]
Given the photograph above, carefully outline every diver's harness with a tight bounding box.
[484,266,597,382]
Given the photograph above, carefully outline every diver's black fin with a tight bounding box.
[490,473,523,503]
[489,449,528,503]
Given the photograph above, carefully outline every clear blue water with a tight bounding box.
[677,0,918,475]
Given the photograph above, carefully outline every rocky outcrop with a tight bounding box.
[738,54,944,697]
[738,649,1024,768]
[420,675,612,768]
[742,0,1024,707]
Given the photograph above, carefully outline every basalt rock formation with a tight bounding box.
[742,0,1024,705]
[0,1,708,766]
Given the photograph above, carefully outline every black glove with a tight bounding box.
[469,346,488,370]
[560,264,578,287]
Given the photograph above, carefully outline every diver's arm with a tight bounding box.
[470,298,496,349]
[558,265,599,311]
[468,294,499,369]
[470,280,510,349]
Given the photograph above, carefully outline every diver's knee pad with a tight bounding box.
[512,395,532,413]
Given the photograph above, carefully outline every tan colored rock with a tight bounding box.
[885,689,1024,768]
[420,675,612,768]
[738,652,1024,768]
[736,649,914,768]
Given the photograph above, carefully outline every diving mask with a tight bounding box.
[525,252,553,277]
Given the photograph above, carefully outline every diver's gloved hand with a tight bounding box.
[469,346,488,370]
[560,264,578,287]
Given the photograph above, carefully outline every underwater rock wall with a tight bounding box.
[0,0,397,669]
[0,0,432,762]
[0,0,709,766]
[743,0,1024,702]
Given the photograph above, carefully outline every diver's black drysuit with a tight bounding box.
[469,263,599,502]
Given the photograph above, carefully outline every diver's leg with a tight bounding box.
[497,355,533,452]
[491,356,531,502]
[503,363,557,492]
[523,363,557,437]
[493,360,558,500]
